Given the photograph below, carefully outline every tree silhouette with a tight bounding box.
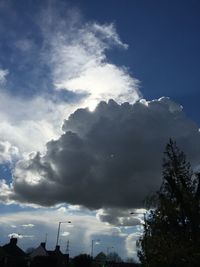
[73,254,92,267]
[107,251,122,263]
[137,139,200,267]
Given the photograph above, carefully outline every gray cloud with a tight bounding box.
[96,208,143,226]
[8,97,200,212]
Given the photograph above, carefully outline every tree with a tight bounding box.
[73,254,93,267]
[137,139,200,267]
[126,257,141,266]
[107,251,122,263]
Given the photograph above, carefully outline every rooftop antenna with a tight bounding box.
[66,240,70,254]
[45,233,48,243]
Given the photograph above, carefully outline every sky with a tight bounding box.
[0,0,200,261]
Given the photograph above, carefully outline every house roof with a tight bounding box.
[2,238,26,257]
[95,252,107,262]
[0,246,6,257]
[47,246,65,258]
[29,243,48,258]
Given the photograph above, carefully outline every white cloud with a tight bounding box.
[125,231,142,259]
[21,224,35,228]
[8,233,34,239]
[0,179,14,204]
[0,141,19,163]
[68,205,82,211]
[8,233,23,239]
[0,91,75,157]
[41,9,140,111]
[61,231,70,237]
[57,206,67,213]
[0,68,8,84]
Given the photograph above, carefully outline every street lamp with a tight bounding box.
[91,239,100,258]
[56,221,71,247]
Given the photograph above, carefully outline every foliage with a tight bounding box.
[126,257,137,263]
[73,254,93,267]
[137,139,200,267]
[107,251,122,263]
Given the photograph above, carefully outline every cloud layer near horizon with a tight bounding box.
[2,97,199,220]
[0,205,131,258]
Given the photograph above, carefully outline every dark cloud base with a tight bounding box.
[10,97,200,213]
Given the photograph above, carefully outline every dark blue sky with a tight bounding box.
[73,0,200,124]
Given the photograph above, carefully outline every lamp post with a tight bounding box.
[91,239,100,258]
[56,221,71,247]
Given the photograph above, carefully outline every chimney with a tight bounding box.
[10,237,17,245]
[40,242,46,249]
[55,245,60,252]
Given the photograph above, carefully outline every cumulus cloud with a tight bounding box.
[0,141,19,163]
[96,208,143,226]
[0,91,72,155]
[0,179,14,204]
[8,233,23,239]
[3,97,199,215]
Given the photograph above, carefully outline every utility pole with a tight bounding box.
[91,239,100,258]
[56,221,71,247]
[91,240,94,258]
[45,233,48,243]
[66,240,70,254]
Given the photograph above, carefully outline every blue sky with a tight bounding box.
[0,0,200,261]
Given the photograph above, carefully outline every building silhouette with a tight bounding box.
[0,238,140,267]
[0,238,69,267]
[2,237,27,267]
